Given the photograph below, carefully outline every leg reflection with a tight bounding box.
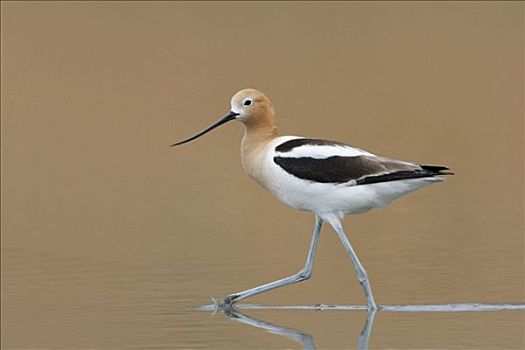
[220,306,376,350]
[223,307,316,350]
[358,309,377,350]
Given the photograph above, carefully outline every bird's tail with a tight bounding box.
[420,165,454,176]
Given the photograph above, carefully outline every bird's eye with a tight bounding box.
[243,99,252,106]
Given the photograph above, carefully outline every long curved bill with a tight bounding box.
[171,111,239,147]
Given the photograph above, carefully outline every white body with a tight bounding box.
[243,136,441,220]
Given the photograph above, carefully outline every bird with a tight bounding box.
[172,88,453,310]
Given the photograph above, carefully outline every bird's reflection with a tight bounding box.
[357,310,377,350]
[220,305,377,350]
[196,302,525,349]
[223,307,317,350]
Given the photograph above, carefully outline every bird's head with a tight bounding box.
[171,88,275,147]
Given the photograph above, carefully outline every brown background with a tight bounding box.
[1,2,523,349]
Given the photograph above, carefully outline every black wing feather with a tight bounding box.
[274,155,453,185]
[355,166,453,185]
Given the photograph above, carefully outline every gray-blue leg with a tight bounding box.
[328,218,377,310]
[223,215,323,305]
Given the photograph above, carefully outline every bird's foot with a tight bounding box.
[205,295,239,313]
[210,297,221,314]
[222,294,240,306]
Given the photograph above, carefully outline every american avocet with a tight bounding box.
[172,88,452,310]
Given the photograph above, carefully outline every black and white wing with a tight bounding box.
[273,138,452,185]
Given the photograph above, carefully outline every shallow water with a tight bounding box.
[2,2,524,349]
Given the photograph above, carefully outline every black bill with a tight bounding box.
[171,111,239,147]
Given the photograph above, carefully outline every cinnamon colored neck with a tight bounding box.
[241,123,278,153]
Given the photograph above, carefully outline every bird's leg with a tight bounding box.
[223,215,323,305]
[327,218,377,310]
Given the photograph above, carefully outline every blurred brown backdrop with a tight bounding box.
[1,2,523,349]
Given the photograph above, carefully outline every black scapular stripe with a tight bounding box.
[273,156,453,185]
[275,138,349,153]
[274,156,383,183]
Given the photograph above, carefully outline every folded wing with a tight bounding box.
[273,138,452,185]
